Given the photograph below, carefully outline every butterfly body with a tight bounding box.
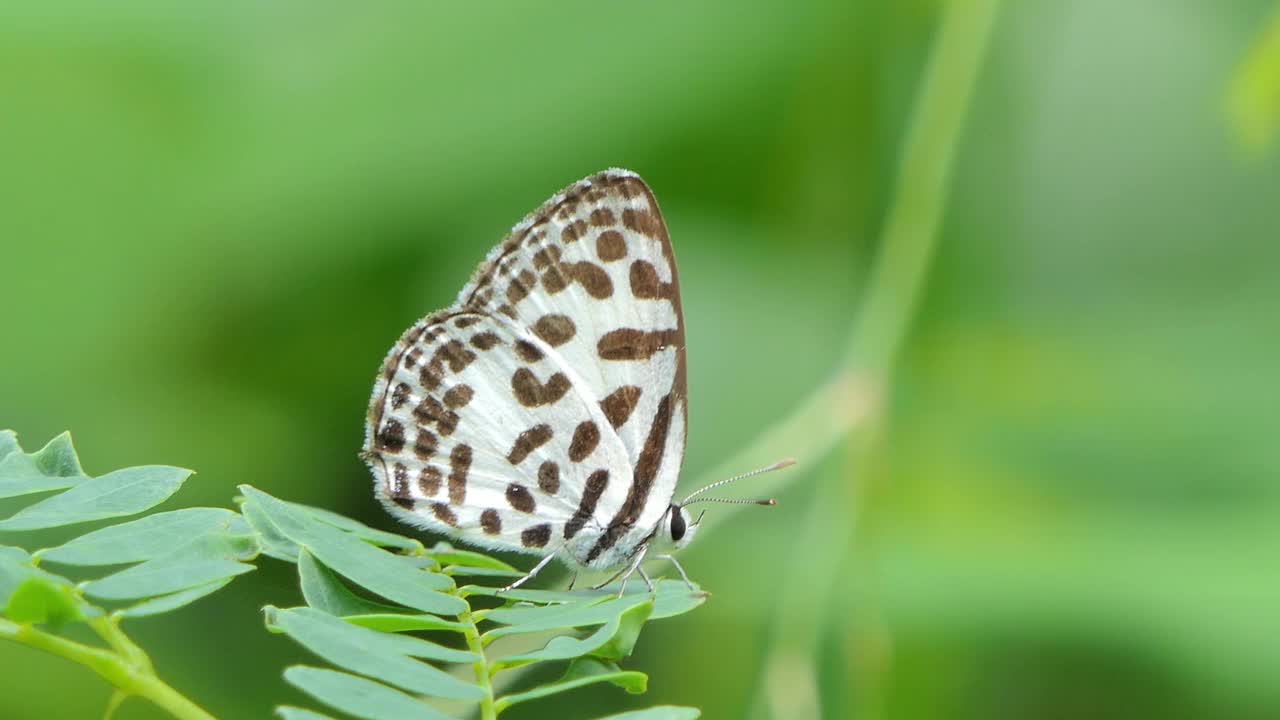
[363,169,693,578]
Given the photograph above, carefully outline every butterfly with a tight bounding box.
[362,169,790,595]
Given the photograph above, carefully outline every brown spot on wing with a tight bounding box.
[596,231,626,262]
[507,424,553,465]
[511,368,571,407]
[521,523,551,548]
[448,444,471,505]
[418,466,442,496]
[506,269,538,304]
[378,420,405,453]
[480,509,501,535]
[597,328,679,360]
[437,340,476,372]
[470,332,500,350]
[629,260,675,300]
[391,382,411,409]
[413,429,438,460]
[622,208,662,237]
[564,469,609,540]
[431,502,459,527]
[568,262,612,299]
[601,386,642,429]
[590,208,616,226]
[514,340,543,363]
[533,314,576,346]
[506,483,536,513]
[538,461,560,494]
[413,397,459,436]
[561,219,588,243]
[568,421,600,462]
[443,384,474,409]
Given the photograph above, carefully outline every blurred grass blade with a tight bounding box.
[239,486,464,615]
[283,665,454,720]
[266,607,481,691]
[119,577,234,618]
[37,508,244,566]
[0,465,191,531]
[81,534,257,601]
[493,600,653,671]
[596,708,702,720]
[494,657,647,713]
[0,432,89,499]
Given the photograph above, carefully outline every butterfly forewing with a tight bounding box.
[365,170,688,570]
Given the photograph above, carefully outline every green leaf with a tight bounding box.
[240,494,301,561]
[0,432,88,499]
[283,666,454,720]
[240,486,464,615]
[118,577,234,618]
[266,607,482,700]
[0,546,84,622]
[427,542,520,572]
[494,657,647,713]
[0,465,191,531]
[482,595,651,643]
[0,546,35,607]
[81,534,256,601]
[444,565,524,579]
[595,708,702,720]
[276,707,338,720]
[298,548,408,617]
[0,430,19,460]
[37,508,244,566]
[4,575,84,626]
[271,605,477,665]
[298,503,423,552]
[492,600,653,670]
[343,613,467,634]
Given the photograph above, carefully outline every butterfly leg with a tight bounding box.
[612,551,649,599]
[636,566,654,593]
[567,572,578,591]
[656,554,695,591]
[590,564,630,591]
[498,551,557,593]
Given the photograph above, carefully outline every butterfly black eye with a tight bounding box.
[670,506,686,542]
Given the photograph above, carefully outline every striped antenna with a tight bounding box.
[679,458,794,507]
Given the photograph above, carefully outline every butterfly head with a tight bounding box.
[661,503,699,552]
[656,458,795,554]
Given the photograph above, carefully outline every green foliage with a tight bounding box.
[0,431,706,719]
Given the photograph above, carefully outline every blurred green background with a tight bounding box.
[4,1,1280,718]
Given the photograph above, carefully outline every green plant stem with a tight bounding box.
[748,0,1003,718]
[0,618,214,720]
[459,607,498,720]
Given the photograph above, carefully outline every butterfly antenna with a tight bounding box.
[679,458,794,507]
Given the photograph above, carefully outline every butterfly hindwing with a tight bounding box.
[365,170,688,570]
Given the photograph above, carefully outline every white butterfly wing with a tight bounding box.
[365,170,688,569]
